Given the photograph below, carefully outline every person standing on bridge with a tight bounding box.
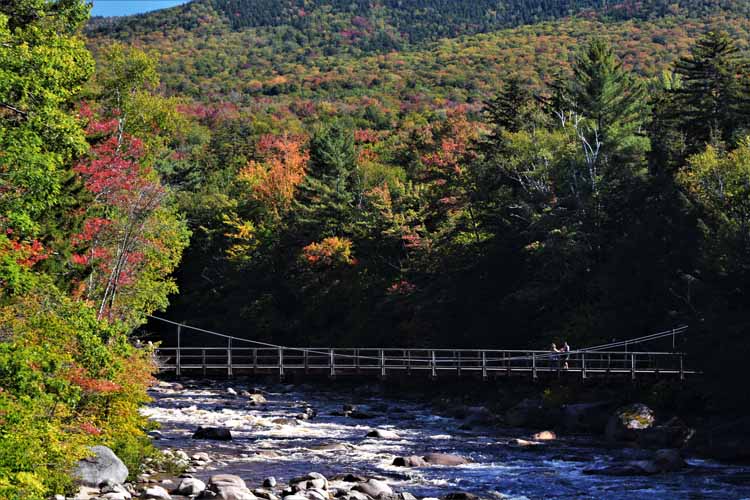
[562,341,570,370]
[550,343,560,368]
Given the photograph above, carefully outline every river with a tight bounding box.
[142,380,750,499]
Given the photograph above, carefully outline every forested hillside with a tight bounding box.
[85,2,750,410]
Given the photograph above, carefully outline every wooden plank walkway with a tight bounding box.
[154,347,691,380]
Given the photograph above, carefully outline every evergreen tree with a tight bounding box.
[569,39,646,140]
[293,123,359,239]
[484,77,534,133]
[673,30,750,149]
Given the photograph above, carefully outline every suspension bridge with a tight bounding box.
[147,317,693,380]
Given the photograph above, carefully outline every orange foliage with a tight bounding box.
[238,134,309,214]
[302,237,356,267]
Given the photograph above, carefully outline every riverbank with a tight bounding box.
[68,378,750,499]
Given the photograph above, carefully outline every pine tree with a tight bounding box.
[484,77,533,133]
[293,123,359,239]
[673,30,750,149]
[569,39,646,140]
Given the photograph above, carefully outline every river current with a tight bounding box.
[142,380,750,499]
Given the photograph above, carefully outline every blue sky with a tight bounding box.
[90,0,191,17]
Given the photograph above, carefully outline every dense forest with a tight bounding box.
[2,0,750,497]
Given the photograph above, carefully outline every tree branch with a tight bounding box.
[0,102,28,117]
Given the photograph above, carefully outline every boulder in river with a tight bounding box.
[142,485,172,500]
[193,426,233,441]
[176,477,207,496]
[248,394,268,405]
[423,453,470,466]
[206,475,256,500]
[290,472,328,491]
[73,445,129,487]
[352,479,393,498]
[366,429,401,439]
[392,455,428,467]
[605,403,655,442]
[532,430,556,441]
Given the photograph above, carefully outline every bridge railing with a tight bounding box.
[153,346,689,380]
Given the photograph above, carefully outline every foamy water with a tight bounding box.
[142,381,750,499]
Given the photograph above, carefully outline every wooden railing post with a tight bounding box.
[253,348,258,374]
[380,349,385,378]
[227,337,232,378]
[431,350,437,379]
[176,324,181,377]
[456,351,461,377]
[679,354,684,381]
[202,348,206,376]
[581,352,586,380]
[481,351,487,380]
[304,349,309,374]
[407,350,411,374]
[630,353,636,381]
[278,347,284,378]
[532,352,537,380]
[330,349,336,377]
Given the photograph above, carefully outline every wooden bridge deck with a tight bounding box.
[154,347,692,380]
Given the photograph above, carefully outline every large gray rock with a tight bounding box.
[143,485,172,499]
[352,479,392,497]
[73,445,129,487]
[605,403,655,442]
[206,475,256,500]
[423,453,470,466]
[176,477,207,496]
[289,472,328,491]
[193,427,233,441]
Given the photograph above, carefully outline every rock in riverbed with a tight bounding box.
[352,479,393,497]
[605,403,655,442]
[193,426,233,441]
[205,474,256,500]
[392,455,428,467]
[74,445,129,487]
[532,430,557,441]
[176,477,206,496]
[393,453,469,467]
[423,453,470,465]
[142,485,172,499]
